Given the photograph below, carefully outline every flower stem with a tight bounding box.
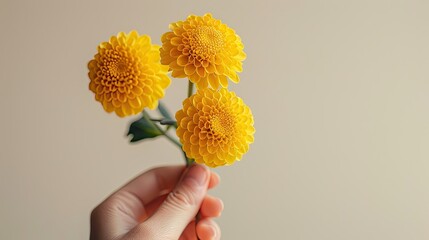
[142,111,181,149]
[159,128,182,149]
[143,111,192,165]
[185,81,196,166]
[188,81,194,98]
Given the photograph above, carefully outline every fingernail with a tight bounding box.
[205,223,217,239]
[219,199,224,214]
[211,225,217,238]
[183,164,208,187]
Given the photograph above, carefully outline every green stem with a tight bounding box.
[143,111,193,165]
[159,129,182,149]
[185,154,193,166]
[185,81,196,166]
[151,118,177,127]
[142,111,181,149]
[188,81,194,98]
[149,118,163,122]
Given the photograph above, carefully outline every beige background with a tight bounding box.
[1,0,429,239]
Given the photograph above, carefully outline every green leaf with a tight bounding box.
[158,101,173,120]
[158,101,177,129]
[127,114,163,142]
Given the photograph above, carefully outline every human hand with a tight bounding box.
[90,164,223,240]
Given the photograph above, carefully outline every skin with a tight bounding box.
[90,164,223,240]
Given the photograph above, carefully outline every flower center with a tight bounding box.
[98,49,136,91]
[189,26,224,60]
[108,60,128,76]
[210,110,234,139]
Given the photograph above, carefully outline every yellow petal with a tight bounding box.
[115,107,126,117]
[171,37,182,46]
[229,72,240,83]
[214,64,225,75]
[208,74,219,89]
[219,76,228,88]
[189,72,200,84]
[102,101,115,112]
[131,86,143,96]
[112,99,122,108]
[177,55,189,66]
[184,64,196,75]
[196,66,206,77]
[172,69,187,78]
[205,63,215,73]
[128,97,141,108]
[117,93,127,103]
[196,78,208,89]
[170,48,181,57]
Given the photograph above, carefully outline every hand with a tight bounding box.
[90,164,223,240]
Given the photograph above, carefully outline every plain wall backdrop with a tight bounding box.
[1,0,428,239]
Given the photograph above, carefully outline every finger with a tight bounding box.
[138,194,168,221]
[180,220,198,240]
[196,218,221,240]
[208,171,220,189]
[136,171,219,221]
[134,164,210,239]
[200,195,224,218]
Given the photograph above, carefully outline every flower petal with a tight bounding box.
[184,64,196,75]
[177,55,189,66]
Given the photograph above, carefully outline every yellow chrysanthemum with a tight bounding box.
[160,13,246,90]
[88,31,170,117]
[176,88,254,167]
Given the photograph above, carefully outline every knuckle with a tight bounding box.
[90,198,117,221]
[90,205,102,220]
[165,188,198,210]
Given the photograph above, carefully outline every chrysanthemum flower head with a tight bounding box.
[88,31,171,117]
[160,13,246,90]
[176,88,254,167]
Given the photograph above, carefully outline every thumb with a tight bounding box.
[135,164,210,239]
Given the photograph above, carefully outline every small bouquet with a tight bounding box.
[87,13,254,167]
